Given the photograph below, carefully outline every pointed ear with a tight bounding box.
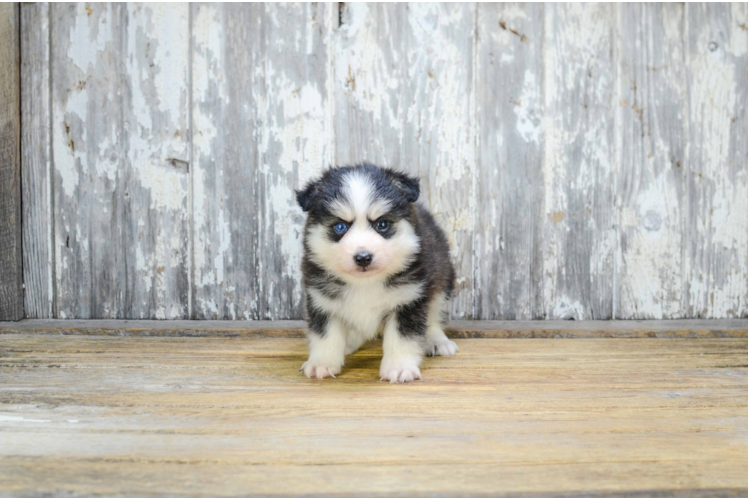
[295,184,316,212]
[389,170,420,203]
[296,179,318,212]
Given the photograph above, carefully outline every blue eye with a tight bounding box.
[375,219,390,232]
[334,222,348,234]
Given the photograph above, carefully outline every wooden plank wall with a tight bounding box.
[0,3,23,321]
[19,3,748,321]
[20,3,53,319]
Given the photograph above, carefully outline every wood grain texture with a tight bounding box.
[21,3,53,319]
[334,3,476,318]
[51,3,123,319]
[2,319,748,339]
[51,3,190,319]
[191,3,333,320]
[617,4,688,319]
[122,4,191,319]
[475,4,544,320]
[1,334,748,496]
[540,4,617,320]
[0,3,22,321]
[685,3,748,319]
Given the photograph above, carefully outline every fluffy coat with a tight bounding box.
[296,163,457,383]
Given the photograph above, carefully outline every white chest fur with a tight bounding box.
[308,280,423,337]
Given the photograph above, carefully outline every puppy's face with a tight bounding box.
[297,165,421,281]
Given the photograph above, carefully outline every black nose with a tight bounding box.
[354,252,373,268]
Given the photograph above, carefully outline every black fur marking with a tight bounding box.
[396,297,429,337]
[388,170,420,203]
[369,218,397,240]
[296,180,319,212]
[306,298,329,336]
[303,259,345,300]
[371,218,396,239]
[385,204,454,306]
[295,163,419,220]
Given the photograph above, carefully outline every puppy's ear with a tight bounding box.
[296,179,318,212]
[389,170,420,203]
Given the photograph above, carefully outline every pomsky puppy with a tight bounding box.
[296,163,458,383]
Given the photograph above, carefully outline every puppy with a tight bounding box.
[295,163,458,383]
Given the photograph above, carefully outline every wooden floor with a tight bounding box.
[1,323,748,496]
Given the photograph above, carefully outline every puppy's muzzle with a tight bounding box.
[354,252,373,269]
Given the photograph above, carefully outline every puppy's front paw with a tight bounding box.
[301,360,342,379]
[379,360,422,383]
[427,339,458,357]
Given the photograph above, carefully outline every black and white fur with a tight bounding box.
[296,163,457,383]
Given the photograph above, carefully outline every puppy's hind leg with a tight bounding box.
[425,292,458,357]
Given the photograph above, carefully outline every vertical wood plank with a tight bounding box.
[256,3,333,320]
[474,4,544,320]
[21,3,53,318]
[52,3,126,318]
[191,3,254,320]
[192,3,332,319]
[123,3,190,319]
[0,3,23,320]
[617,4,687,318]
[52,3,189,319]
[335,3,476,318]
[333,3,406,168]
[540,4,617,319]
[685,3,748,318]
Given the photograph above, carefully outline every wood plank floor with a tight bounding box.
[1,330,748,496]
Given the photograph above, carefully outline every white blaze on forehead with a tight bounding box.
[327,172,372,221]
[345,172,375,222]
[330,172,392,222]
[329,172,392,222]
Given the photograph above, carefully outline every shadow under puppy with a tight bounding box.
[296,163,458,383]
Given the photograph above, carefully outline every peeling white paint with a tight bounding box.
[730,4,748,57]
[268,183,304,289]
[553,297,586,320]
[53,117,81,198]
[127,4,189,213]
[68,4,112,73]
[137,165,187,212]
[53,85,92,198]
[515,71,542,144]
[26,3,748,321]
[336,2,402,147]
[192,3,225,291]
[149,4,189,123]
[211,197,231,287]
[688,11,747,317]
[136,247,152,294]
[541,4,616,319]
[191,166,208,285]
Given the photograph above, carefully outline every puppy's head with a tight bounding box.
[297,164,421,281]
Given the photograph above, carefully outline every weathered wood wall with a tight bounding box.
[19,3,748,320]
[0,3,22,321]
